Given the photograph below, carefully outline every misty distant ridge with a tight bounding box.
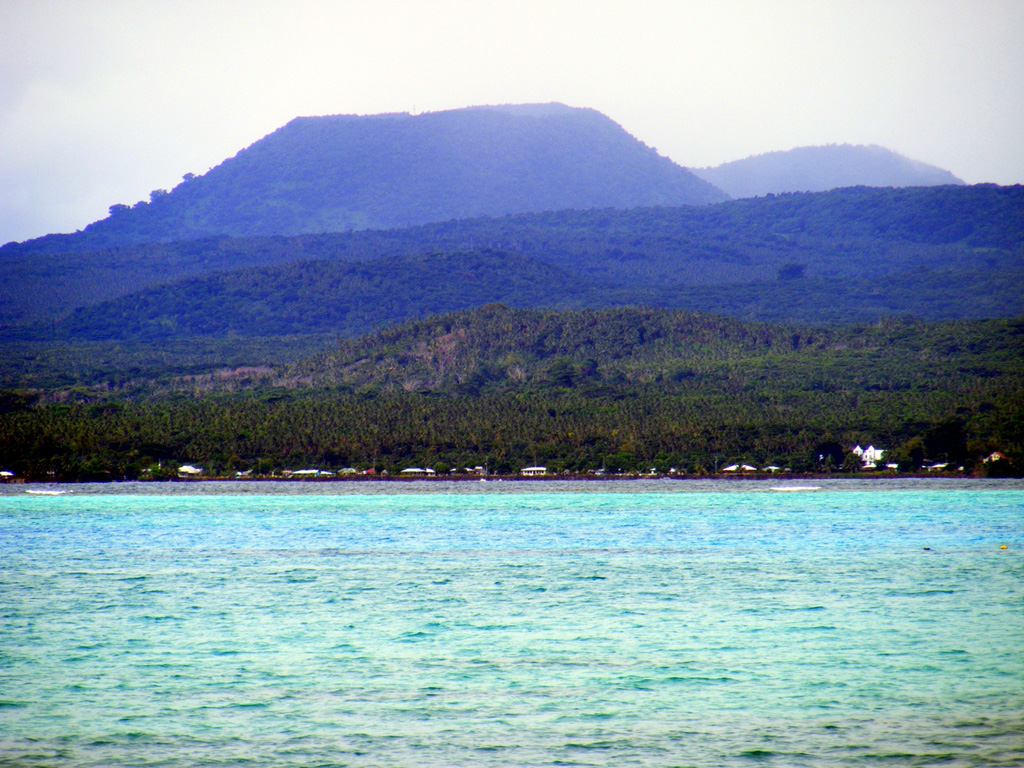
[693,144,964,199]
[4,103,724,253]
[2,104,972,255]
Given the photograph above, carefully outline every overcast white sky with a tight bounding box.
[2,0,1023,244]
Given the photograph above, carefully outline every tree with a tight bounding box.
[814,442,844,470]
[892,438,925,471]
[546,358,578,388]
[841,452,862,473]
[925,420,968,465]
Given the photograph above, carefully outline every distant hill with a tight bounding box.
[293,304,1024,395]
[34,244,1024,344]
[693,144,964,198]
[4,103,726,253]
[3,185,1021,334]
[48,250,599,342]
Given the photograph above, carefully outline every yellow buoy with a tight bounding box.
[1000,545,1008,549]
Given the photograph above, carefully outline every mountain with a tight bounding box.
[693,144,964,198]
[4,103,727,254]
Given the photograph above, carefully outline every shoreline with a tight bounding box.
[0,471,988,484]
[3,472,1020,487]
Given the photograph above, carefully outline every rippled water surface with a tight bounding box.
[2,481,1022,767]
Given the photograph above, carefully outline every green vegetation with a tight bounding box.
[2,388,1018,481]
[3,185,1021,331]
[0,336,329,393]
[1,175,1019,482]
[296,305,1024,393]
[48,251,591,342]
[2,307,1021,480]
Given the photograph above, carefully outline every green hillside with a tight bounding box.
[295,304,1024,395]
[24,249,1024,347]
[2,306,1021,479]
[45,251,601,341]
[3,185,1021,331]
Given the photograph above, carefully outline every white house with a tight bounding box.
[852,445,885,468]
[178,464,202,476]
[521,466,547,476]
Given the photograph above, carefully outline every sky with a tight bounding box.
[2,0,1023,245]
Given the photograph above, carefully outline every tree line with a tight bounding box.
[1,385,1019,481]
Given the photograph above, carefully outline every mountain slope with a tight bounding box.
[694,144,964,198]
[4,187,1019,331]
[48,251,602,341]
[5,103,727,253]
[34,249,1024,344]
[293,304,1024,394]
[3,185,1020,333]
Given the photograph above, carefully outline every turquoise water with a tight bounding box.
[1,481,1022,767]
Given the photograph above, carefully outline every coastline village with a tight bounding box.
[5,445,1011,483]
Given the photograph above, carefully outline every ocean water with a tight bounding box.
[1,480,1022,767]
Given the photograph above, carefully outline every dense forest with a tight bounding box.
[2,307,1021,480]
[31,249,1022,346]
[293,306,1024,393]
[2,383,1018,481]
